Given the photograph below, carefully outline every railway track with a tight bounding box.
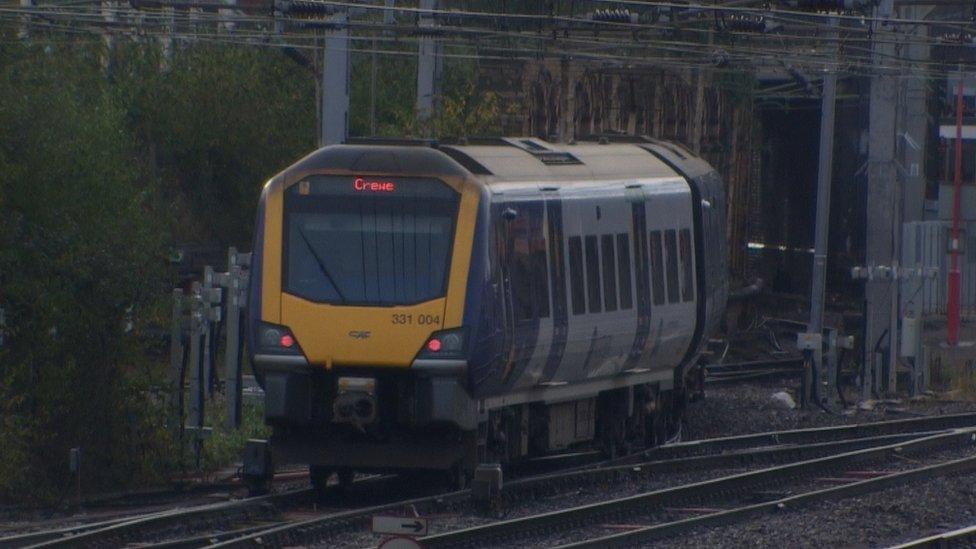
[556,451,976,548]
[8,413,976,548]
[889,523,976,548]
[418,428,976,548]
[200,414,976,548]
[0,488,313,549]
[704,357,805,384]
[0,467,312,549]
[639,411,976,460]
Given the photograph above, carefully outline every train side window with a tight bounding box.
[649,230,665,305]
[616,233,633,310]
[508,203,550,321]
[585,235,602,313]
[664,229,680,304]
[507,219,534,321]
[601,234,618,312]
[679,228,694,302]
[568,236,586,315]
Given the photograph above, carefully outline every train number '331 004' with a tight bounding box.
[391,314,440,325]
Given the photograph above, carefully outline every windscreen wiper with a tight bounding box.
[296,225,347,303]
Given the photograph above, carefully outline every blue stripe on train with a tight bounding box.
[540,195,567,382]
[625,199,652,368]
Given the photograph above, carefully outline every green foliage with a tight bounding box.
[0,23,507,505]
[0,36,173,503]
[0,31,316,503]
[349,47,503,139]
[188,394,270,476]
[112,43,316,245]
[349,50,419,137]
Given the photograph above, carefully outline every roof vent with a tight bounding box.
[535,151,583,166]
[519,139,548,151]
[438,146,493,175]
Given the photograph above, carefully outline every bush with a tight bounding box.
[113,43,317,246]
[0,37,172,503]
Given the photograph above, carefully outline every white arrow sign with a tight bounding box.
[372,515,429,537]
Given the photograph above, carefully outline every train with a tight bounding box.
[246,136,728,490]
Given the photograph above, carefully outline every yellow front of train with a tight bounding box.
[248,147,481,439]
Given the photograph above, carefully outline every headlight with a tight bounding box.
[257,322,302,354]
[417,327,467,359]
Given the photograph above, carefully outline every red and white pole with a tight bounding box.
[948,76,964,346]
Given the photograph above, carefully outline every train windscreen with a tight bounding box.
[282,175,459,306]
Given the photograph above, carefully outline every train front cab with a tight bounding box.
[247,146,486,480]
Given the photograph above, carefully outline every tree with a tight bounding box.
[0,36,171,502]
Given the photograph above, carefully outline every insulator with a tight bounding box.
[779,0,875,12]
[941,32,976,45]
[282,0,334,16]
[636,7,660,24]
[234,0,273,15]
[721,13,767,33]
[711,48,729,67]
[589,8,636,23]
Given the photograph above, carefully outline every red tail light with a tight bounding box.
[279,334,295,348]
[426,338,442,352]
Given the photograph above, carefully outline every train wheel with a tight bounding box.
[244,476,270,497]
[336,468,355,490]
[446,461,471,491]
[645,392,671,447]
[310,465,332,500]
[597,390,630,459]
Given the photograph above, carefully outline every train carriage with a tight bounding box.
[247,137,727,488]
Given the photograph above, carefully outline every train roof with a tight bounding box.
[276,136,716,188]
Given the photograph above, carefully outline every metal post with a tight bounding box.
[224,248,243,429]
[69,448,82,502]
[808,55,837,339]
[370,47,378,135]
[187,283,203,426]
[690,69,705,154]
[170,289,185,435]
[202,266,215,396]
[864,0,896,398]
[219,0,236,33]
[320,12,349,146]
[273,0,284,35]
[900,7,932,392]
[801,19,838,408]
[161,4,175,65]
[18,0,33,40]
[187,2,199,46]
[416,0,438,132]
[187,282,204,466]
[101,0,115,74]
[900,7,932,224]
[557,58,577,144]
[948,74,964,346]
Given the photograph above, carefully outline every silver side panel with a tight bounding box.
[480,368,675,410]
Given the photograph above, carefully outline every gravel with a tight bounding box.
[313,380,976,548]
[683,378,976,440]
[657,460,976,548]
[517,442,976,547]
[9,380,976,548]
